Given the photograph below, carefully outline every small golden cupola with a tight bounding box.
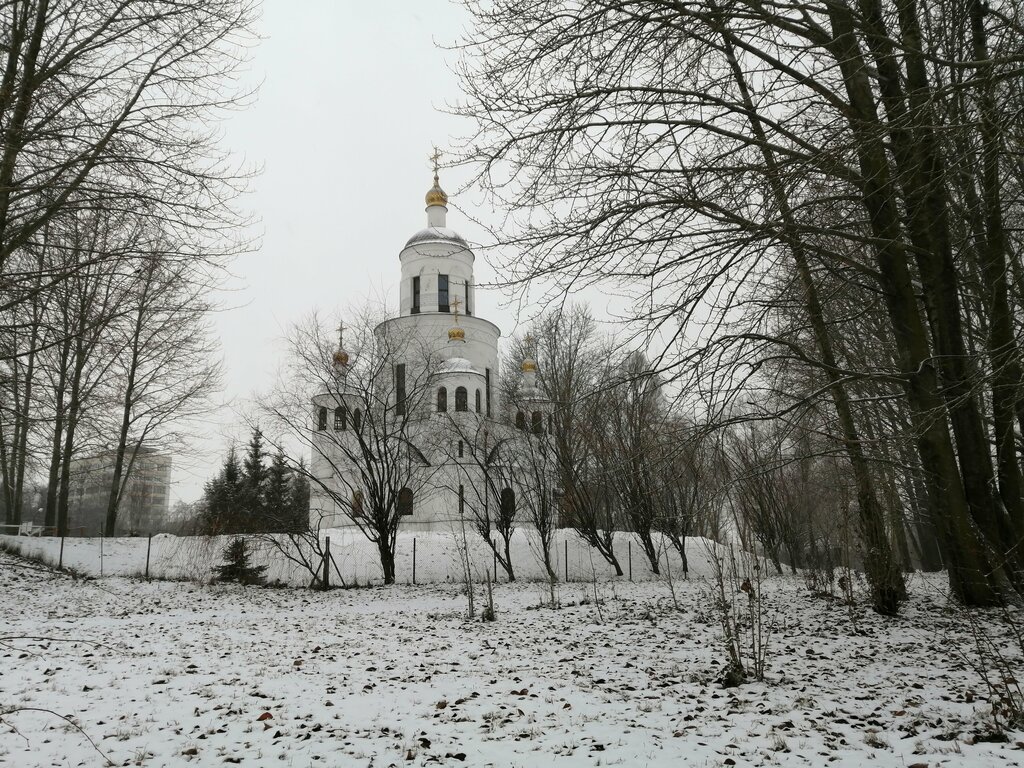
[425,174,448,207]
[448,296,466,343]
[425,147,449,225]
[333,321,350,370]
[521,333,538,373]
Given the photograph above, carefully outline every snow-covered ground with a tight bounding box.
[1,552,1022,767]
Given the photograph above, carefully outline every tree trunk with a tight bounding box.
[716,15,906,612]
[859,0,1024,566]
[378,538,396,585]
[824,0,1000,605]
[43,335,71,530]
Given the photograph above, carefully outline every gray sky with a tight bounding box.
[173,1,513,501]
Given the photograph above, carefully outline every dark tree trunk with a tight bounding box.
[824,0,1000,604]
[716,15,906,612]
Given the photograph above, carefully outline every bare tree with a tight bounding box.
[258,311,440,585]
[440,413,518,581]
[454,0,1024,605]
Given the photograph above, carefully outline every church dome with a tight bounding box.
[426,179,448,207]
[439,356,479,376]
[404,227,469,248]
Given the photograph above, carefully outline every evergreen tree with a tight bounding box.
[212,537,267,585]
[264,448,291,531]
[200,445,244,534]
[240,427,267,528]
[287,459,310,533]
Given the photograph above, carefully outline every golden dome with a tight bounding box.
[521,358,537,373]
[333,349,350,367]
[425,174,448,207]
[448,326,465,342]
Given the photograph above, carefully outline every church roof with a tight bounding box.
[438,356,481,376]
[404,226,469,249]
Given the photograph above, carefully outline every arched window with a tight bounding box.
[475,389,482,413]
[515,411,525,430]
[352,490,364,515]
[333,405,347,431]
[398,487,414,516]
[532,411,543,435]
[500,487,516,519]
[353,408,363,431]
[455,386,468,412]
[317,407,328,431]
[437,386,448,413]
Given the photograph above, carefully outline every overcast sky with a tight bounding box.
[172,1,515,502]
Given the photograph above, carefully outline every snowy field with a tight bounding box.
[2,551,1023,767]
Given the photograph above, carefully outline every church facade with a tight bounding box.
[308,168,548,532]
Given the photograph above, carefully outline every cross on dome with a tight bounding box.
[333,319,350,368]
[425,146,449,208]
[451,295,462,321]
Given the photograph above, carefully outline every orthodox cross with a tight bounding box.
[524,332,534,353]
[337,320,345,348]
[430,146,442,180]
[450,295,462,322]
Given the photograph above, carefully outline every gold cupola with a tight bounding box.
[426,146,449,208]
[521,333,538,372]
[425,174,448,207]
[333,321,350,370]
[448,296,466,343]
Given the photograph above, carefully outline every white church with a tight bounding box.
[308,164,550,532]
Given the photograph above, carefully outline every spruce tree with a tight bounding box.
[264,448,290,531]
[241,427,267,531]
[200,445,244,534]
[287,460,311,533]
[212,537,267,585]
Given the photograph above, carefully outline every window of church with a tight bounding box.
[411,276,420,314]
[532,411,543,434]
[458,440,464,458]
[438,274,449,312]
[485,368,492,416]
[515,411,525,430]
[353,408,363,431]
[500,487,515,519]
[398,487,414,516]
[459,484,465,515]
[395,363,406,416]
[334,406,346,430]
[352,490,364,515]
[455,386,468,411]
[475,389,481,413]
[317,407,327,431]
[437,386,448,412]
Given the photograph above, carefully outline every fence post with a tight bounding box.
[323,536,331,590]
[99,527,104,578]
[493,547,497,582]
[58,535,65,570]
[564,538,568,582]
[628,541,632,581]
[412,537,417,585]
[145,533,153,579]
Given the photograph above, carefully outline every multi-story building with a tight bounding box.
[69,447,172,535]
